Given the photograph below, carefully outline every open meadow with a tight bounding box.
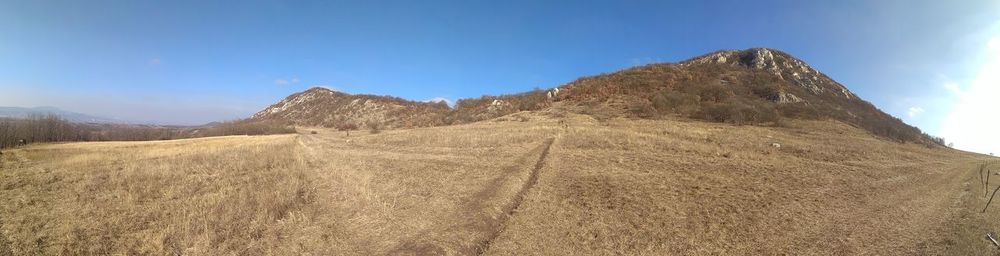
[1,109,996,255]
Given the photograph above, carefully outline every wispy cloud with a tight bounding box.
[907,106,925,117]
[424,97,453,106]
[274,77,301,86]
[940,33,1000,154]
[943,82,962,95]
[148,58,161,65]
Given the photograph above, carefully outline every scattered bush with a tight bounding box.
[336,123,358,131]
[628,101,656,118]
[0,115,80,148]
[750,83,780,101]
[776,103,822,120]
[367,121,382,134]
[516,89,549,111]
[696,101,780,125]
[651,91,700,115]
[198,120,295,137]
[449,89,552,124]
[926,134,945,146]
[687,83,731,103]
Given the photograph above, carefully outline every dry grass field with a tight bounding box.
[1,108,996,255]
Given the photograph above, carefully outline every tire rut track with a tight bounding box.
[474,137,555,255]
[0,220,11,256]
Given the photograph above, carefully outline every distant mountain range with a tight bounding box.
[251,48,938,145]
[0,106,121,124]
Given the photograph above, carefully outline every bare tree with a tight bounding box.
[337,123,358,137]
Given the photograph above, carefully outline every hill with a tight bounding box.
[252,48,939,145]
[0,106,120,124]
[554,48,937,144]
[250,88,451,129]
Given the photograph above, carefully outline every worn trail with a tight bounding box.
[474,137,555,255]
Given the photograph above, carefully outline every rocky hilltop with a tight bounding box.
[682,48,856,99]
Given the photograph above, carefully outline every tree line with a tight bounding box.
[0,114,295,149]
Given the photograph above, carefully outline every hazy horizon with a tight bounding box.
[2,0,998,154]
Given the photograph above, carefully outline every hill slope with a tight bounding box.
[250,88,451,129]
[553,48,935,144]
[253,48,937,145]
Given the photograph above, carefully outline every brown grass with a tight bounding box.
[0,107,994,255]
[0,135,312,255]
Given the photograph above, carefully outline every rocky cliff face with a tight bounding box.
[682,48,856,100]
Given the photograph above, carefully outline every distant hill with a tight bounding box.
[0,106,120,124]
[250,88,451,129]
[253,48,938,145]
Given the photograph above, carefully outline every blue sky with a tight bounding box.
[1,0,999,152]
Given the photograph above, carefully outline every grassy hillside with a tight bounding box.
[0,108,993,254]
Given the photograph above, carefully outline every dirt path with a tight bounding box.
[293,131,564,254]
[473,137,555,255]
[780,161,977,254]
[380,137,558,255]
[296,130,991,254]
[942,160,1000,255]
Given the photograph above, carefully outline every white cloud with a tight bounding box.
[424,97,453,106]
[944,82,962,95]
[940,32,1000,155]
[148,58,161,65]
[991,35,1000,51]
[907,107,925,117]
[274,77,301,86]
[629,57,661,66]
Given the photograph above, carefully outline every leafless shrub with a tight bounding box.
[686,83,732,103]
[336,123,358,136]
[368,121,382,134]
[0,116,294,148]
[651,91,700,115]
[199,120,295,137]
[776,103,822,120]
[0,114,92,148]
[628,101,656,118]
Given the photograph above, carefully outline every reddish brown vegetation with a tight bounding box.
[548,49,939,145]
[248,48,940,146]
[448,89,550,124]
